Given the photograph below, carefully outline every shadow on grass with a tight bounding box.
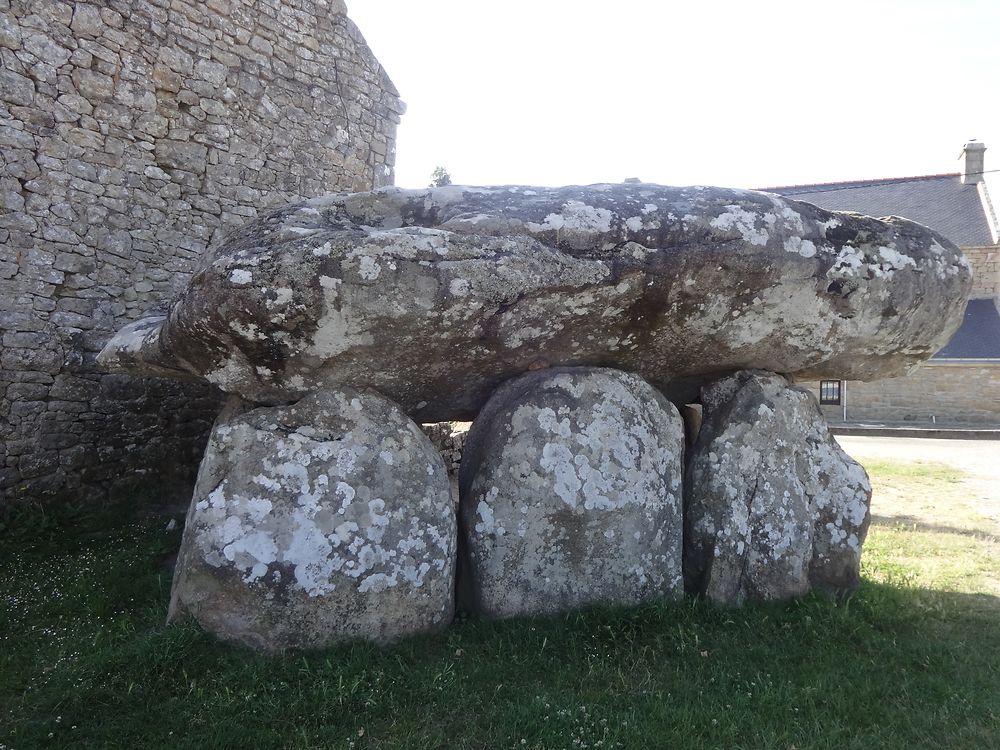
[870,513,1000,542]
[3,506,1000,750]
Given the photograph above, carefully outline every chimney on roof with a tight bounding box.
[960,140,986,184]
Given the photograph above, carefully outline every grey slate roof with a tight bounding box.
[933,299,1000,360]
[762,174,994,248]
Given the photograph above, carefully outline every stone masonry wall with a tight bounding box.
[963,245,999,300]
[800,362,1000,425]
[0,0,403,504]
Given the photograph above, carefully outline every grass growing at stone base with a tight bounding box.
[3,461,999,750]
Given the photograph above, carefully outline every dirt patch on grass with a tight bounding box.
[851,452,1000,603]
[864,459,993,534]
[838,436,1000,531]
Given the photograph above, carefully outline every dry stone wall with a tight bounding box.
[963,245,999,300]
[0,0,403,503]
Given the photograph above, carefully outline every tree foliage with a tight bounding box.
[429,166,452,188]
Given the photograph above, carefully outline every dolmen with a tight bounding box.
[99,183,972,650]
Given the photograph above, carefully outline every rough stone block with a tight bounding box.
[459,368,684,619]
[685,371,872,605]
[168,389,456,650]
[71,3,105,37]
[0,14,22,49]
[72,68,115,100]
[21,31,71,66]
[154,139,208,172]
[0,69,35,106]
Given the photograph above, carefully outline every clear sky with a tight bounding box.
[350,0,1000,191]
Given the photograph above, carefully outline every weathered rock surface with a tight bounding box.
[421,421,469,501]
[458,368,684,619]
[98,184,972,420]
[684,371,872,606]
[421,422,468,479]
[167,388,456,650]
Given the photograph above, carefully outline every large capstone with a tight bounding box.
[167,388,456,650]
[458,367,684,619]
[97,183,972,418]
[684,371,872,606]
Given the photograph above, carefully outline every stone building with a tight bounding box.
[768,142,1000,425]
[0,0,403,504]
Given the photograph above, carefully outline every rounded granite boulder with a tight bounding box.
[684,370,872,606]
[167,387,456,650]
[458,367,685,619]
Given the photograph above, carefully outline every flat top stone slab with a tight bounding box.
[99,184,971,419]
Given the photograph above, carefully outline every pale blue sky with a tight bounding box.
[351,0,1000,191]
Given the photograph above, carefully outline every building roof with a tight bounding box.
[762,174,994,248]
[933,299,1000,360]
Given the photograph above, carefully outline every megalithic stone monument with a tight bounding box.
[98,183,972,648]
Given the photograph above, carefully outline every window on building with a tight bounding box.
[819,380,842,405]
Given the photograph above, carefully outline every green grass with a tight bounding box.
[2,460,999,750]
[861,459,966,484]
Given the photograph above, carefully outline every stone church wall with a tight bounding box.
[0,0,403,503]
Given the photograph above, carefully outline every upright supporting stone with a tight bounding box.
[684,371,872,606]
[168,388,456,651]
[459,367,685,619]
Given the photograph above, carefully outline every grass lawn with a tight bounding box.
[2,458,999,750]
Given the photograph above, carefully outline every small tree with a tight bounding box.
[429,166,452,188]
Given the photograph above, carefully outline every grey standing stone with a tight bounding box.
[684,371,872,606]
[458,367,684,619]
[168,387,456,650]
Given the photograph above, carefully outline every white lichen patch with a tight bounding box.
[462,369,684,618]
[278,226,323,241]
[184,389,455,607]
[204,352,254,389]
[876,245,917,271]
[265,287,294,309]
[357,255,381,280]
[827,242,919,280]
[228,320,265,341]
[229,269,253,285]
[525,201,614,234]
[819,218,841,236]
[783,236,817,258]
[707,205,774,246]
[318,275,341,292]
